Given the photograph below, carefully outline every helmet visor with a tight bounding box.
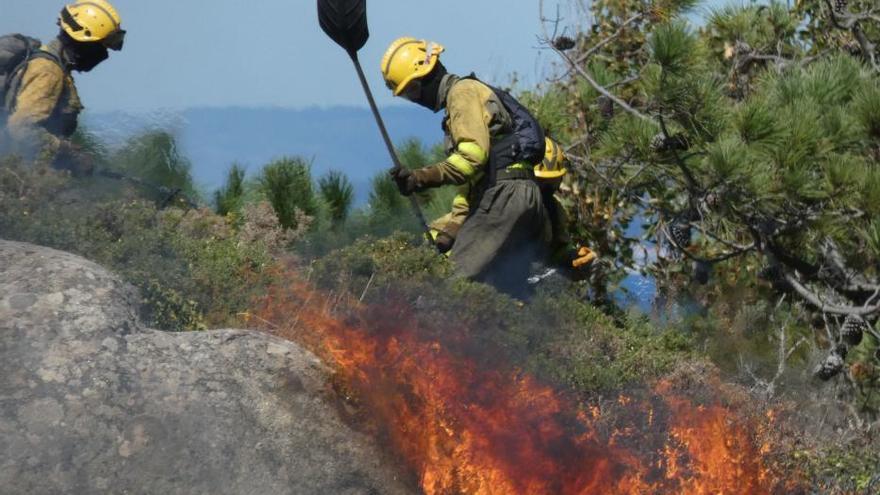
[102,29,125,51]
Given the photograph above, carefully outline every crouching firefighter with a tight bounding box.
[0,0,125,174]
[382,37,548,297]
[535,137,597,277]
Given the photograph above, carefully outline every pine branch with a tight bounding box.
[607,74,641,89]
[823,0,879,71]
[574,13,644,64]
[663,221,755,263]
[822,239,880,292]
[658,115,701,192]
[783,270,880,316]
[766,238,880,298]
[736,51,828,71]
[545,39,654,122]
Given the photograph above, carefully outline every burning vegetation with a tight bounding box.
[253,248,795,494]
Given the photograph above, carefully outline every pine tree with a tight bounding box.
[111,130,198,204]
[530,1,880,400]
[318,170,354,225]
[214,164,246,217]
[258,157,316,231]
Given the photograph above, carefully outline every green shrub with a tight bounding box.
[258,156,317,230]
[214,163,246,217]
[109,130,199,204]
[318,169,354,225]
[0,161,275,331]
[310,234,693,394]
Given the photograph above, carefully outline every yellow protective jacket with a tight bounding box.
[6,40,81,162]
[426,75,512,236]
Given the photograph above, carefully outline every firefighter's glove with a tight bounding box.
[390,167,417,196]
[571,247,598,270]
[391,166,446,196]
[435,231,455,254]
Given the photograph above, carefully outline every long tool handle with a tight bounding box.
[347,50,434,244]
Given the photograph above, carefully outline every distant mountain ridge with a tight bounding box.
[83,106,442,202]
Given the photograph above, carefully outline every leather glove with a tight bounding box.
[390,167,417,196]
[571,247,597,269]
[435,231,455,254]
[563,246,599,281]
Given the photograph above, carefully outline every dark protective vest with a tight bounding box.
[461,75,545,186]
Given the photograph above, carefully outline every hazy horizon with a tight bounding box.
[2,0,555,113]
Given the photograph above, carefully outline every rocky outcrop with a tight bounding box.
[0,240,413,495]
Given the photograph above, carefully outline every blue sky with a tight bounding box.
[2,1,730,113]
[2,1,557,112]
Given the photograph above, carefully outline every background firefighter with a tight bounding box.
[1,0,124,174]
[382,37,548,297]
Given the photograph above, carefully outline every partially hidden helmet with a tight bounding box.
[535,137,568,180]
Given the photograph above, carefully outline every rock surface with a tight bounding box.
[0,240,413,495]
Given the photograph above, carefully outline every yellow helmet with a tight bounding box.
[535,137,568,180]
[381,37,445,96]
[60,0,125,50]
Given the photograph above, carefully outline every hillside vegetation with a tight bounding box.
[2,0,880,491]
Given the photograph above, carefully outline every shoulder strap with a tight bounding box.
[2,48,65,115]
[462,73,546,165]
[30,45,63,69]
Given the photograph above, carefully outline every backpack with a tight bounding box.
[463,75,546,186]
[488,84,546,167]
[0,34,60,118]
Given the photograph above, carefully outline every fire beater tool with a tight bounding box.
[316,0,435,248]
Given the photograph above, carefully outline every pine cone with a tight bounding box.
[649,133,689,153]
[702,192,721,210]
[650,133,667,152]
[814,346,847,381]
[694,260,712,285]
[834,0,847,13]
[596,95,614,120]
[840,315,867,346]
[553,36,576,51]
[669,221,692,249]
[844,40,861,56]
[758,264,782,282]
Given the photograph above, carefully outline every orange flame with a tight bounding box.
[254,268,786,494]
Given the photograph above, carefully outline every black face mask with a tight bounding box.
[59,31,109,72]
[404,62,448,113]
[69,42,109,72]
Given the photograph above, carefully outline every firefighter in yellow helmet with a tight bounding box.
[4,0,125,174]
[536,137,569,260]
[536,137,597,272]
[382,37,549,296]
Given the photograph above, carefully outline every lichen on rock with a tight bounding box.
[0,240,413,495]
